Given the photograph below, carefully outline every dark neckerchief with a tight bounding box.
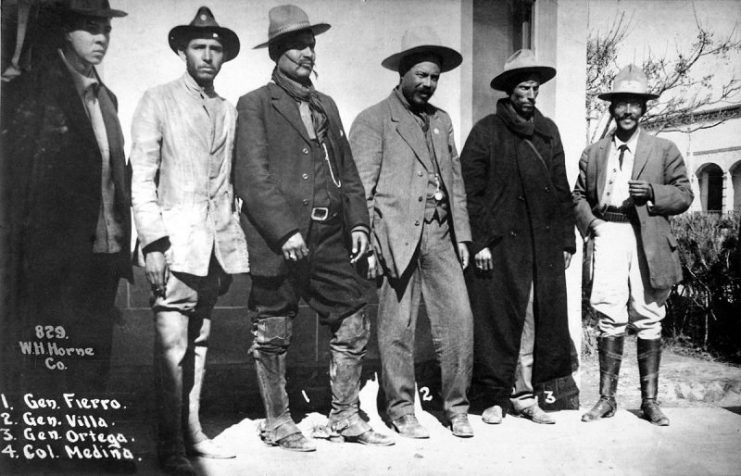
[272,67,328,141]
[496,98,536,137]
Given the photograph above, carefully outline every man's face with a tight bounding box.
[400,60,441,107]
[276,31,316,82]
[509,77,540,118]
[179,38,225,85]
[610,95,645,134]
[64,17,111,66]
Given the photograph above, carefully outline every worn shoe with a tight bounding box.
[641,400,670,426]
[449,414,474,438]
[277,432,317,452]
[482,405,503,424]
[186,438,236,459]
[347,429,395,446]
[391,414,430,439]
[581,397,617,422]
[518,404,555,424]
[159,454,196,476]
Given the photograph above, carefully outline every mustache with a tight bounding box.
[285,55,318,78]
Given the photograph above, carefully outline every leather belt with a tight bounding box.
[601,206,631,223]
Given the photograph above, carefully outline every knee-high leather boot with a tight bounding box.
[582,335,624,422]
[637,338,670,426]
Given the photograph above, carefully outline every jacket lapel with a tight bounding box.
[388,92,430,170]
[631,131,650,179]
[430,111,449,175]
[51,58,98,152]
[269,83,311,145]
[595,138,610,200]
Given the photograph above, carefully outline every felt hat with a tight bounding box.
[168,6,240,62]
[598,64,659,101]
[59,0,127,18]
[381,27,462,73]
[490,49,556,91]
[254,4,330,49]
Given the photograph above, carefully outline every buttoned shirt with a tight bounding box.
[601,129,640,209]
[59,49,122,254]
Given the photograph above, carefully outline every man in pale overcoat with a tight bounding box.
[349,27,474,439]
[574,65,693,427]
[131,8,248,475]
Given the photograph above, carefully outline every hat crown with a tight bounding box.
[267,4,313,40]
[611,64,651,95]
[503,49,544,73]
[400,26,444,52]
[189,6,220,29]
[62,0,126,17]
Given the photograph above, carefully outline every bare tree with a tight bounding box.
[586,10,741,143]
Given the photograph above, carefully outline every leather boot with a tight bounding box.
[637,338,670,426]
[154,311,193,473]
[582,335,624,422]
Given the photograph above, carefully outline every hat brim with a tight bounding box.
[253,23,331,49]
[598,91,660,101]
[381,45,462,73]
[490,66,556,91]
[169,25,241,62]
[63,8,127,17]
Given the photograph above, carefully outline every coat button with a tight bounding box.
[415,220,420,226]
[302,147,309,154]
[302,199,309,206]
[302,173,310,180]
[417,170,423,177]
[418,196,423,201]
[544,186,551,192]
[545,225,551,231]
[510,231,517,237]
[517,195,525,201]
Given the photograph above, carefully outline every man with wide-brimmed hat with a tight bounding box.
[460,49,577,426]
[4,0,132,397]
[574,65,693,426]
[234,4,394,452]
[130,6,248,474]
[349,27,474,439]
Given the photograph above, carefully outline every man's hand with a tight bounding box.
[474,247,492,271]
[564,251,573,270]
[628,180,653,200]
[145,251,169,297]
[281,232,309,261]
[590,218,607,237]
[458,243,470,269]
[366,253,383,279]
[350,230,369,264]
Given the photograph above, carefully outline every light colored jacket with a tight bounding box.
[349,90,471,278]
[573,130,693,289]
[131,74,249,276]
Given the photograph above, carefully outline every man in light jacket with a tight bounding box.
[130,8,248,475]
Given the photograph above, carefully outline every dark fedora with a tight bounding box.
[168,6,240,62]
[490,49,556,91]
[598,64,659,101]
[382,27,462,73]
[59,0,127,18]
[254,4,330,49]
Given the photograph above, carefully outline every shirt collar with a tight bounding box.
[182,72,217,99]
[58,49,99,97]
[613,127,640,152]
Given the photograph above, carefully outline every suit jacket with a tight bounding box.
[573,130,694,289]
[5,55,132,287]
[130,74,249,276]
[349,90,471,278]
[234,83,369,276]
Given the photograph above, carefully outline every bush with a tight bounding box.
[666,212,741,362]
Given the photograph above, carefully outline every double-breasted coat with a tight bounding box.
[460,99,575,408]
[234,83,369,277]
[348,91,472,278]
[573,131,693,290]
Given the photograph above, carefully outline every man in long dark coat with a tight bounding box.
[460,49,576,425]
[4,0,131,393]
[234,4,393,452]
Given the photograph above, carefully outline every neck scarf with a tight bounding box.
[272,67,328,141]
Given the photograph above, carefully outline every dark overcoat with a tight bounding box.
[5,55,132,309]
[234,83,369,276]
[460,99,576,409]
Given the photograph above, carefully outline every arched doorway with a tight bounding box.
[731,161,741,212]
[697,163,724,213]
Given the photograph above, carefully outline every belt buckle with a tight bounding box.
[311,207,329,221]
